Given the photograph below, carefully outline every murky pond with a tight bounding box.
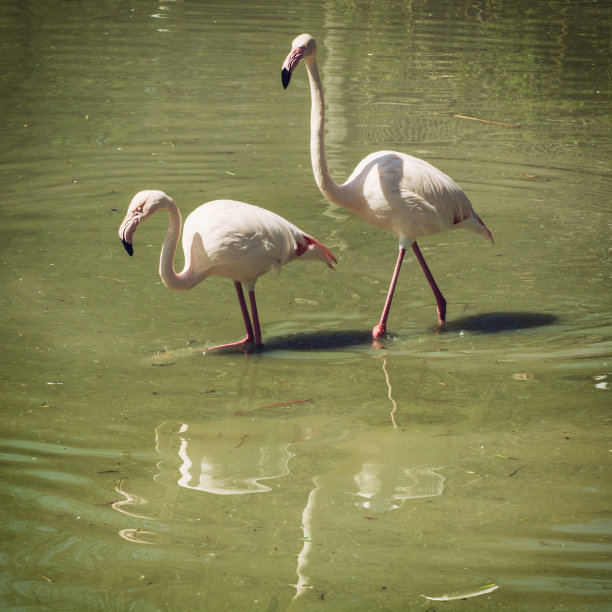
[1,0,610,610]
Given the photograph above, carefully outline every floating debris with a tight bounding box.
[513,372,535,381]
[422,584,499,601]
[234,398,312,416]
[98,275,125,283]
[453,113,521,128]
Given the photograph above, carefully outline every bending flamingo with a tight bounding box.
[118,190,336,352]
[282,34,493,338]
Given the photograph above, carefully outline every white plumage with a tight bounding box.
[343,151,491,243]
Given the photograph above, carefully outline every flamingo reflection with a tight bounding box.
[111,355,480,605]
[158,416,320,496]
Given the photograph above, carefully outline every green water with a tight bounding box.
[1,0,610,610]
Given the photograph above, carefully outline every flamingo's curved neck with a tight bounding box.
[305,57,348,207]
[158,199,198,291]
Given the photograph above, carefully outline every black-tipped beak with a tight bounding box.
[121,239,133,256]
[281,68,291,89]
[281,47,303,89]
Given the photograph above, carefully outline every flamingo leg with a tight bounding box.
[372,248,406,339]
[234,281,256,341]
[205,282,260,353]
[411,241,446,325]
[372,242,447,339]
[248,289,263,348]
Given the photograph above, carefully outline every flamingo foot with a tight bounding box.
[435,322,446,335]
[437,303,447,326]
[372,323,387,339]
[198,337,264,354]
[434,301,447,334]
[436,294,447,325]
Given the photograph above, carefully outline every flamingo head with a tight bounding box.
[118,190,168,256]
[282,33,316,89]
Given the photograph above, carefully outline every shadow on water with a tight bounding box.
[264,330,372,351]
[267,312,557,350]
[441,312,558,334]
[199,313,558,355]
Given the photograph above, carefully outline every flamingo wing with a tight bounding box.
[345,151,491,244]
[182,200,335,286]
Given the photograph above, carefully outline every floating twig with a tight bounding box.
[234,398,312,416]
[453,113,521,128]
[290,182,319,188]
[508,465,525,478]
[98,275,126,283]
[422,584,499,601]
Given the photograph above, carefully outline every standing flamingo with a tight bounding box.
[282,34,493,338]
[118,190,336,352]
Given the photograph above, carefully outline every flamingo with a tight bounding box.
[282,34,493,338]
[118,190,336,352]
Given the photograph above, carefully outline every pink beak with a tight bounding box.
[281,47,304,89]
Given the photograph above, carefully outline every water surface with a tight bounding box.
[1,0,610,610]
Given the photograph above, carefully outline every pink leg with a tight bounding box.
[411,242,446,325]
[372,243,446,339]
[372,248,406,339]
[205,282,259,353]
[247,289,263,348]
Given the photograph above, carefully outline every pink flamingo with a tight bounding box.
[282,34,493,338]
[118,190,336,352]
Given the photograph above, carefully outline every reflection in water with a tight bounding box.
[113,409,325,525]
[294,486,319,601]
[111,353,477,601]
[314,417,457,516]
[292,354,472,601]
[160,417,316,495]
[112,485,148,519]
[291,427,453,602]
[381,355,400,427]
[111,353,468,600]
[343,441,448,511]
[117,528,161,545]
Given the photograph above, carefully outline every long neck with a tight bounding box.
[305,57,347,207]
[158,199,198,291]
